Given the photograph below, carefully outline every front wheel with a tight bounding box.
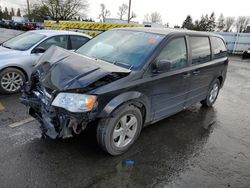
[0,68,26,94]
[97,104,143,156]
[201,79,220,107]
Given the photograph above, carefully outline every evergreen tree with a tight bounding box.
[194,13,216,31]
[16,8,21,17]
[10,8,15,17]
[217,13,225,31]
[198,15,209,31]
[0,7,3,19]
[3,7,10,19]
[193,20,200,31]
[182,15,194,30]
[207,12,216,31]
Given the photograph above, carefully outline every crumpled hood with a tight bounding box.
[34,46,131,91]
[0,46,24,59]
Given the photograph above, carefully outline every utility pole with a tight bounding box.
[27,0,30,15]
[128,0,131,23]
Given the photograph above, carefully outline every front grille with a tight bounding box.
[33,86,54,108]
[43,87,54,95]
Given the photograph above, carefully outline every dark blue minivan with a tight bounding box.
[22,28,228,155]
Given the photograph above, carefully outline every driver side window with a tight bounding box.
[156,37,188,71]
[38,35,68,50]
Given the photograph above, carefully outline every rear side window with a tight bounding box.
[38,35,68,50]
[190,37,211,64]
[156,37,187,71]
[70,36,90,50]
[212,37,227,59]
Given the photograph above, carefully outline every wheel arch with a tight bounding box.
[98,91,151,124]
[217,76,223,86]
[0,66,28,81]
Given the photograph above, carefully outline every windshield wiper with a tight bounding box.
[2,44,12,49]
[92,56,133,70]
[113,61,133,70]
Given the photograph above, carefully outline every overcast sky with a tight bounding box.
[1,0,250,26]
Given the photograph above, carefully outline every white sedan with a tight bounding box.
[0,30,91,94]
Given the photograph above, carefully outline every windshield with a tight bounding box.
[76,30,164,69]
[2,32,46,51]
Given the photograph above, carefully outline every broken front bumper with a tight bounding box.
[20,85,93,139]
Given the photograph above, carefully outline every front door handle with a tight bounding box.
[193,70,200,75]
[183,72,191,79]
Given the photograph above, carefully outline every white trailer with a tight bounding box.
[11,16,28,23]
[215,32,250,54]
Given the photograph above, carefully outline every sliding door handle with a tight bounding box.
[183,72,191,78]
[193,70,200,75]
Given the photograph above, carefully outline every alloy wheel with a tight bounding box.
[209,83,219,104]
[1,72,24,92]
[112,114,138,148]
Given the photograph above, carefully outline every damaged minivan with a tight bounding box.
[21,28,228,155]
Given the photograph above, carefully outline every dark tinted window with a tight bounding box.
[156,37,187,71]
[190,37,211,64]
[212,37,227,59]
[70,35,90,50]
[38,35,68,50]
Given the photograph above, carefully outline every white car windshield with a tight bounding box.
[2,32,46,51]
[76,30,164,70]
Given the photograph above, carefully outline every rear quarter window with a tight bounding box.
[212,37,227,59]
[190,36,211,64]
[70,36,90,50]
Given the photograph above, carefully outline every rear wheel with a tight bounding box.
[242,51,249,59]
[0,68,26,94]
[97,104,143,156]
[201,79,220,107]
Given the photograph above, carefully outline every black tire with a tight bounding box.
[97,104,143,156]
[201,79,220,107]
[242,51,248,59]
[0,68,26,94]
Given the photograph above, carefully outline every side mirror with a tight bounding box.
[154,59,171,73]
[32,47,46,54]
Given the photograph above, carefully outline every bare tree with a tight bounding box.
[128,11,136,22]
[144,12,162,24]
[99,3,110,22]
[117,3,128,20]
[224,17,235,32]
[27,3,50,20]
[235,16,250,32]
[38,0,88,21]
[243,17,250,32]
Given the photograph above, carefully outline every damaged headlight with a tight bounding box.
[52,93,97,113]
